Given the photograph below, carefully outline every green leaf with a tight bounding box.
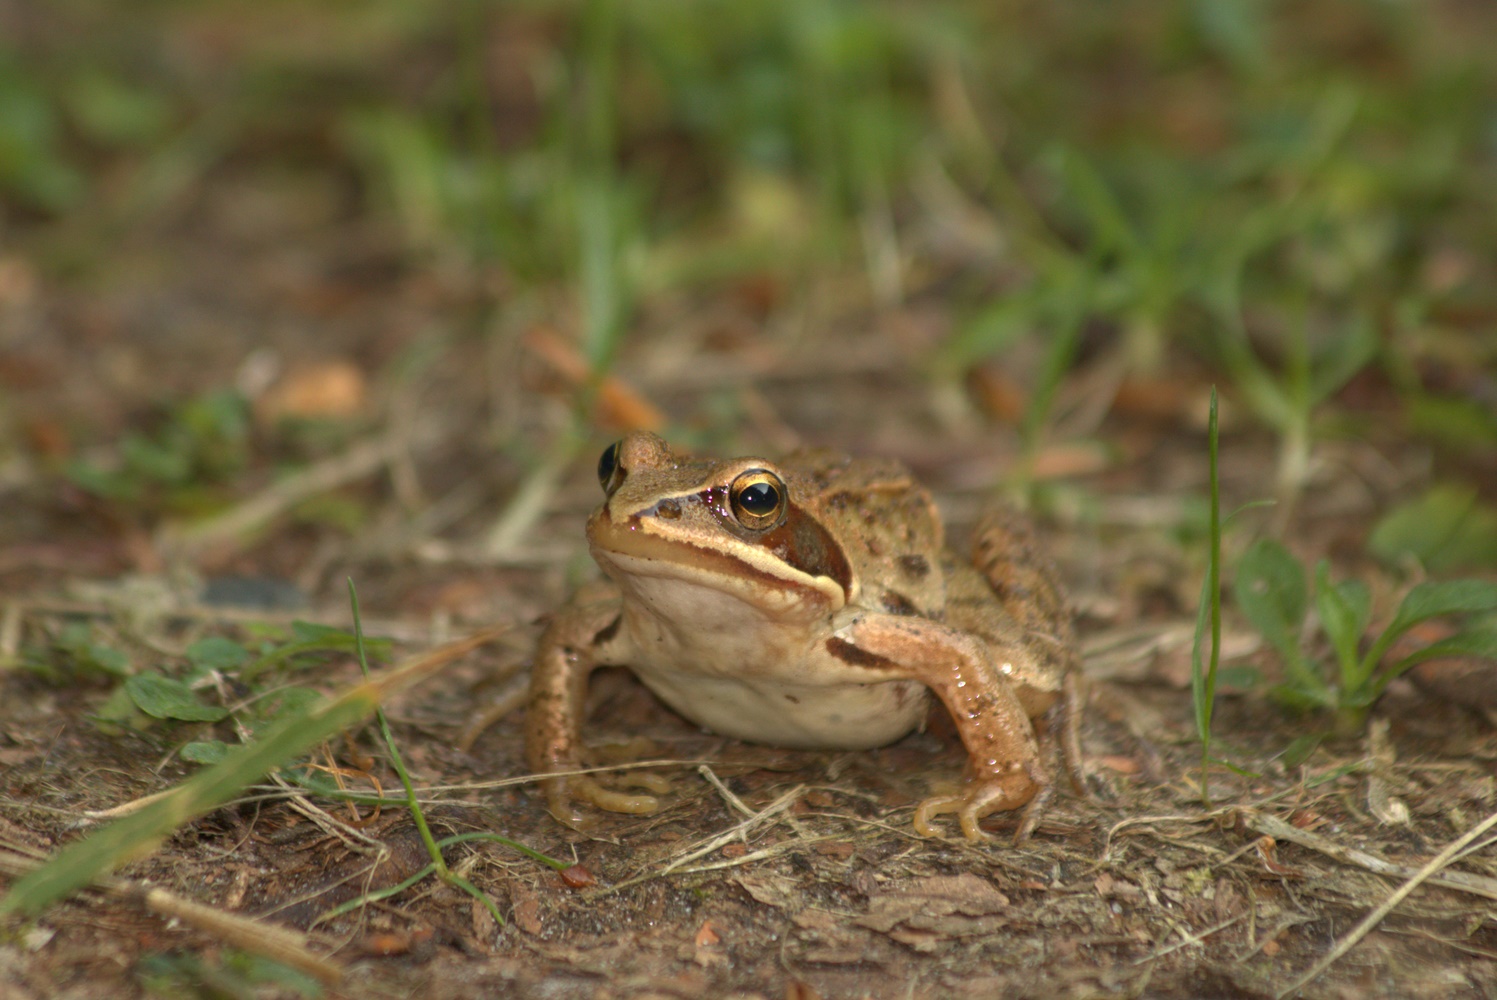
[241,622,391,681]
[1368,484,1497,573]
[1204,756,1261,778]
[1361,580,1497,674]
[83,642,131,678]
[1191,568,1214,742]
[1405,395,1497,453]
[63,459,136,501]
[186,636,249,673]
[121,432,190,486]
[1387,580,1497,637]
[0,681,380,917]
[1051,145,1138,256]
[180,740,230,765]
[1267,681,1332,711]
[1308,312,1377,405]
[66,73,173,147]
[1314,561,1370,679]
[124,673,228,723]
[1215,664,1261,689]
[1234,539,1308,661]
[92,685,147,728]
[251,686,323,727]
[1389,627,1497,676]
[1280,734,1321,769]
[55,623,132,677]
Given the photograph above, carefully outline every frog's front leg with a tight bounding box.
[526,584,663,824]
[828,615,1048,843]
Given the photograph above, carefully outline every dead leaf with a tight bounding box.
[525,326,665,431]
[792,909,841,930]
[857,873,1010,944]
[733,874,799,909]
[512,885,543,935]
[559,864,596,889]
[255,360,366,423]
[1094,873,1144,901]
[1096,755,1141,775]
[785,980,824,1000]
[813,840,855,861]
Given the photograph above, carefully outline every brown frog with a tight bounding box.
[525,432,1083,841]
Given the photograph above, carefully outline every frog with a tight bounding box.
[525,431,1084,842]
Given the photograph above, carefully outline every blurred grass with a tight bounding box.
[3,0,1495,472]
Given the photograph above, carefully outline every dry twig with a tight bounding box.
[1242,809,1497,902]
[1274,806,1497,999]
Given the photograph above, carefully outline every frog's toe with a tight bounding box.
[573,774,661,815]
[913,793,985,840]
[914,763,1047,842]
[541,773,662,827]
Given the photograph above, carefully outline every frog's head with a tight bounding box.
[585,432,852,620]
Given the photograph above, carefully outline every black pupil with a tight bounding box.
[739,481,779,515]
[597,443,619,490]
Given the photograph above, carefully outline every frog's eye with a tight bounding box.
[729,469,787,530]
[597,441,625,496]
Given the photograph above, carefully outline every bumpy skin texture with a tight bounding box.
[524,432,1083,842]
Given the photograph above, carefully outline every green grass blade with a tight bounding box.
[1,623,504,919]
[1192,386,1223,803]
[0,687,379,918]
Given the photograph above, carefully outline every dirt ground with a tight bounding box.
[3,5,1497,999]
[2,212,1495,999]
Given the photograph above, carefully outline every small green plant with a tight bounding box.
[27,619,393,742]
[65,390,252,512]
[1234,539,1497,735]
[1,595,569,932]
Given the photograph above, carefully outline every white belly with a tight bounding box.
[607,558,929,748]
[631,663,929,750]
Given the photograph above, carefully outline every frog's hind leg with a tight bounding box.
[969,506,1072,646]
[969,505,1087,798]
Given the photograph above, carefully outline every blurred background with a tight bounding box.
[1,0,1495,616]
[4,7,1497,993]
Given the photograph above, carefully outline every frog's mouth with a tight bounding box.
[588,505,850,616]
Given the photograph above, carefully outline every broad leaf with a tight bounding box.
[1234,539,1308,661]
[1386,580,1497,640]
[180,740,230,765]
[1314,561,1370,682]
[125,672,228,723]
[1280,734,1321,769]
[1388,627,1497,677]
[241,622,392,680]
[1216,664,1261,689]
[1267,681,1334,712]
[1308,311,1377,406]
[185,636,248,673]
[1369,484,1497,573]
